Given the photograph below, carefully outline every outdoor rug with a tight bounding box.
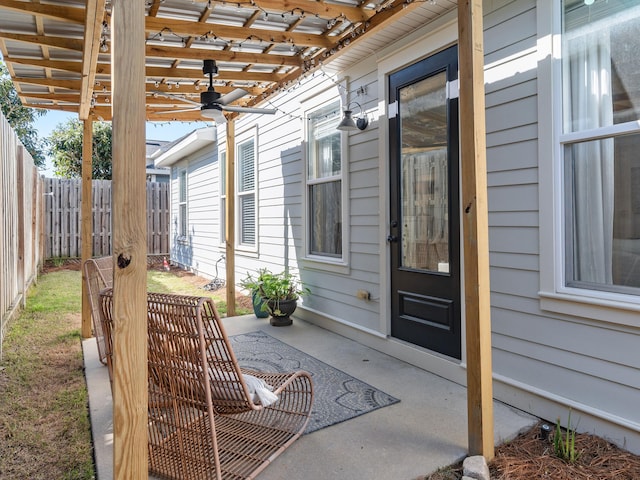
[229,330,400,433]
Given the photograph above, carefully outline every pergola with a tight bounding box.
[0,0,493,476]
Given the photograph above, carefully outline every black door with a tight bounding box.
[388,45,461,359]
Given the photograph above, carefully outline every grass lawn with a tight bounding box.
[0,266,250,479]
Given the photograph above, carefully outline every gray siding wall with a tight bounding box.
[484,0,639,450]
[169,144,225,280]
[220,0,639,451]
[231,72,382,331]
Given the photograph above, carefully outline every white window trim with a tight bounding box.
[177,167,188,243]
[300,84,350,274]
[537,0,640,328]
[235,126,258,254]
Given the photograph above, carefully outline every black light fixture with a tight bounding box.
[337,101,368,131]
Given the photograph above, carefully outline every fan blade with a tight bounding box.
[220,105,277,115]
[200,107,227,124]
[152,91,201,107]
[218,88,248,105]
[153,107,200,114]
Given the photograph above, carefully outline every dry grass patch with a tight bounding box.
[0,270,93,480]
[0,264,252,480]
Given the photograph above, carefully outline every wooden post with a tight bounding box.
[81,119,93,339]
[110,0,148,477]
[31,168,38,283]
[225,121,236,316]
[458,0,494,459]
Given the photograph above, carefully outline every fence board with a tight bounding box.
[0,112,43,359]
[44,178,169,258]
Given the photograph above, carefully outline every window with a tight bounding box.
[307,101,342,258]
[237,138,256,247]
[220,151,226,245]
[561,1,640,294]
[178,169,187,238]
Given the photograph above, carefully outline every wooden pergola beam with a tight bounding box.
[81,119,93,339]
[0,0,84,24]
[145,17,335,49]
[226,0,375,23]
[79,0,106,120]
[225,121,236,317]
[12,76,82,90]
[0,32,83,51]
[110,0,148,476]
[145,44,302,67]
[5,57,286,83]
[145,66,286,83]
[19,92,80,103]
[13,76,266,97]
[458,0,494,460]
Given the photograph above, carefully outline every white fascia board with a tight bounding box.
[154,126,216,167]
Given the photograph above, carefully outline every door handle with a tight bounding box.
[386,235,398,243]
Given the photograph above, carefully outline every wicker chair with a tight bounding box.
[83,256,113,366]
[99,290,314,480]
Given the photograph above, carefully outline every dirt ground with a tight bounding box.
[426,421,640,480]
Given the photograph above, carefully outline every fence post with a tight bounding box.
[16,146,25,307]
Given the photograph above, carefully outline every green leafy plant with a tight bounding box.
[239,268,270,294]
[240,269,309,316]
[553,410,580,463]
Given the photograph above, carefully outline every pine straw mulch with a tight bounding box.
[426,422,640,480]
[492,422,640,479]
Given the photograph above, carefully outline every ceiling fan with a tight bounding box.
[154,60,276,123]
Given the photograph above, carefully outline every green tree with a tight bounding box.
[48,119,112,179]
[0,62,47,167]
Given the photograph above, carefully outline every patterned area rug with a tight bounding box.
[229,331,400,434]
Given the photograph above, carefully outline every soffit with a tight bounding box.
[0,0,456,122]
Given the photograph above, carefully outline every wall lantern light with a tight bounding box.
[337,101,368,131]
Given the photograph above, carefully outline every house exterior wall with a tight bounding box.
[215,0,639,453]
[168,143,226,280]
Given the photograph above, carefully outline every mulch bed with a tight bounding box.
[490,422,640,479]
[425,422,640,480]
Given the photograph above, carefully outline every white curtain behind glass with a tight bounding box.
[564,28,614,284]
[401,149,448,270]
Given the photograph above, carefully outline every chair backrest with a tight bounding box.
[83,256,113,366]
[99,290,257,414]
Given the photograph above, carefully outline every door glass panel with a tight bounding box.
[399,71,449,272]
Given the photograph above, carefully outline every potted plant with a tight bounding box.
[241,269,309,326]
[239,269,270,318]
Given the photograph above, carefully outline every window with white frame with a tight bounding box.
[307,101,343,258]
[178,169,187,238]
[237,137,256,247]
[561,0,640,294]
[219,151,226,245]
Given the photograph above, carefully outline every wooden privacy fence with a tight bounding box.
[44,178,169,258]
[0,113,44,360]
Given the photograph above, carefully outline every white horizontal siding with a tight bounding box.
[161,0,640,452]
[169,143,224,281]
[484,0,640,449]
[227,69,383,327]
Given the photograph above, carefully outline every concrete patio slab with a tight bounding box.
[83,314,537,479]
